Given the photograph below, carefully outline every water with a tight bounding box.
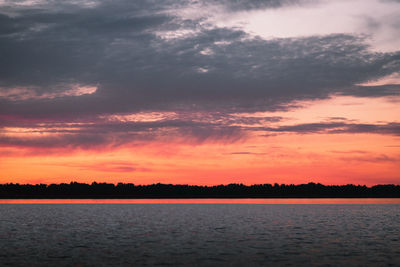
[1,198,400,204]
[1,203,399,266]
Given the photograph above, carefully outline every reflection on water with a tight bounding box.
[0,198,400,204]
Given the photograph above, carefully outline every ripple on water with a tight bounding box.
[0,204,399,266]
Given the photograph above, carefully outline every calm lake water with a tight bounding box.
[1,198,400,204]
[1,200,399,266]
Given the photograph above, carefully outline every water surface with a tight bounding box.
[1,198,400,204]
[0,203,399,266]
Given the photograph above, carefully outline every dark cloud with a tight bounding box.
[0,0,399,119]
[341,85,400,97]
[183,0,318,12]
[1,114,399,149]
[1,32,399,118]
[0,114,248,148]
[1,0,400,147]
[262,122,400,135]
[221,0,316,10]
[0,133,111,149]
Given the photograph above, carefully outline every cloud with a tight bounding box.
[0,0,399,120]
[1,32,399,119]
[0,0,400,151]
[227,151,268,155]
[205,0,400,52]
[357,72,400,86]
[338,154,399,163]
[1,112,399,150]
[330,150,368,154]
[327,149,399,164]
[45,161,151,173]
[341,85,400,97]
[262,122,400,135]
[0,113,250,148]
[0,85,97,101]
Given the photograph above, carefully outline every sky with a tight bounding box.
[0,0,399,186]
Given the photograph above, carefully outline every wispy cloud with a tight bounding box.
[44,161,151,173]
[1,113,399,149]
[261,122,400,135]
[338,154,399,163]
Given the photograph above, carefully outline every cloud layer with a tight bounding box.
[1,0,400,148]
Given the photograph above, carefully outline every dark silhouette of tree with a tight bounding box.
[0,182,399,198]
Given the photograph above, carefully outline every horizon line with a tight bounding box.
[2,181,400,187]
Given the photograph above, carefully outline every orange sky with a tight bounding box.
[1,0,400,186]
[1,95,399,186]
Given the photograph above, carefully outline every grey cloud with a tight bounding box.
[204,0,317,11]
[0,127,244,149]
[0,111,280,148]
[341,84,400,97]
[0,115,247,148]
[262,122,400,135]
[1,114,399,149]
[0,133,110,149]
[0,1,399,126]
[2,30,399,118]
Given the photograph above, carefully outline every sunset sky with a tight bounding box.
[0,0,399,185]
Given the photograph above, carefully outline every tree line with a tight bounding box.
[0,182,399,198]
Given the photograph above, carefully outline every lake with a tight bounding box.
[1,200,399,266]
